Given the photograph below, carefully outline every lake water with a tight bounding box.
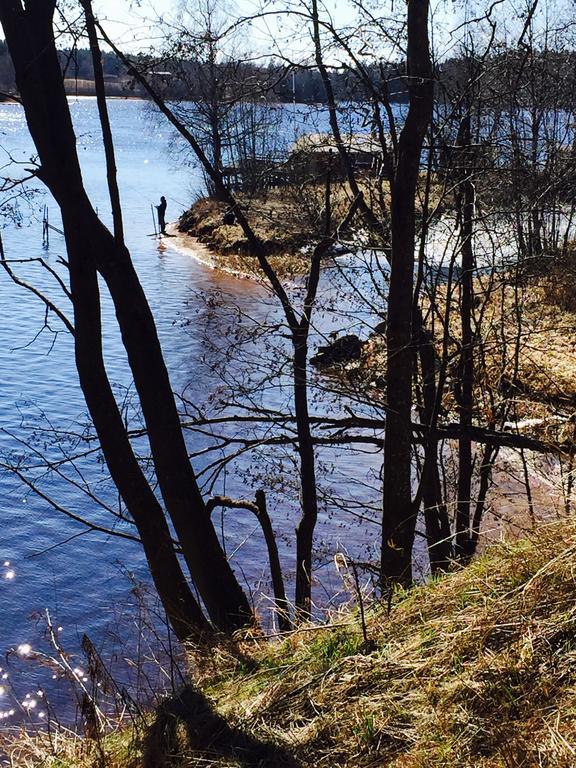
[0,98,394,728]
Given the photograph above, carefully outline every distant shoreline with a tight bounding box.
[62,78,143,99]
[0,89,145,104]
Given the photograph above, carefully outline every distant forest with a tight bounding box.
[0,41,574,107]
[0,41,412,102]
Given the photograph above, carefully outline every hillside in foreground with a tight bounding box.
[5,518,576,767]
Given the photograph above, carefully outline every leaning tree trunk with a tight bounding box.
[0,0,252,634]
[69,246,209,641]
[381,0,434,586]
[102,31,329,622]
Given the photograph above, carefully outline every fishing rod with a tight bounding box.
[149,203,158,238]
[148,195,187,237]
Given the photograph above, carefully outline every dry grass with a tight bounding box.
[424,268,576,450]
[0,724,143,767]
[462,271,576,410]
[176,175,394,278]
[175,167,450,280]
[8,521,576,767]
[177,191,334,278]
[200,521,576,767]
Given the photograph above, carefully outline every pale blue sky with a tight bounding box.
[93,0,179,49]
[88,0,557,62]
[90,0,449,63]
[91,0,364,56]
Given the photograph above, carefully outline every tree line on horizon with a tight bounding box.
[1,36,576,109]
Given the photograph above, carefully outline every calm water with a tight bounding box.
[0,98,397,727]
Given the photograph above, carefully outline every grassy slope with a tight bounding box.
[9,521,576,767]
[211,522,576,767]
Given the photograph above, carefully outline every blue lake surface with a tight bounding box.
[0,98,393,726]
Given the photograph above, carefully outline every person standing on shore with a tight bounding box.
[156,195,167,235]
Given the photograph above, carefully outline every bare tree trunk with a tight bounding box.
[208,104,226,201]
[206,492,291,632]
[292,171,333,619]
[0,0,252,634]
[81,0,124,244]
[309,0,388,238]
[69,247,208,641]
[293,333,318,619]
[381,0,434,586]
[469,444,498,556]
[455,113,475,560]
[412,131,452,574]
[100,27,331,619]
[254,491,292,632]
[416,325,453,573]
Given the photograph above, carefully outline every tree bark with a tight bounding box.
[455,113,475,560]
[103,32,327,620]
[293,333,318,620]
[69,243,208,641]
[81,0,124,244]
[381,0,434,586]
[206,492,292,632]
[416,325,453,573]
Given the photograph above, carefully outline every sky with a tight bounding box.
[90,0,365,57]
[92,0,180,50]
[89,0,462,64]
[74,0,559,63]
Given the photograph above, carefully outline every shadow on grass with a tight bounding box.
[143,684,301,767]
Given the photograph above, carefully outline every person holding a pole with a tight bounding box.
[155,195,167,235]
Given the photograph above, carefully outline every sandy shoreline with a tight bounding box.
[162,223,256,280]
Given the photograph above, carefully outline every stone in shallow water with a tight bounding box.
[311,334,364,368]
